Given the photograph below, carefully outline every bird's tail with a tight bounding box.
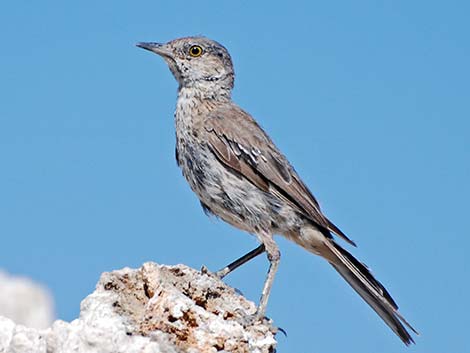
[322,239,418,345]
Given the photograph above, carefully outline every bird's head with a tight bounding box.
[137,36,235,94]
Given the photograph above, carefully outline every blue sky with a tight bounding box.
[1,1,469,352]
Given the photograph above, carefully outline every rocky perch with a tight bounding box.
[0,263,277,353]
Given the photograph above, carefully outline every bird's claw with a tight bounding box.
[200,265,223,280]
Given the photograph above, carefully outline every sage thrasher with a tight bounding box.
[136,36,418,345]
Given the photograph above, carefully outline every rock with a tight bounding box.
[0,263,277,353]
[0,270,55,329]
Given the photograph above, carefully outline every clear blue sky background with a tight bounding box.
[1,1,468,352]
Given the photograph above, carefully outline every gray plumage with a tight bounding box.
[136,36,418,345]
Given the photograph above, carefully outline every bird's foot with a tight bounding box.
[200,265,245,295]
[233,310,260,327]
[244,311,285,336]
[200,265,230,279]
[200,265,224,279]
[233,309,276,329]
[200,265,215,277]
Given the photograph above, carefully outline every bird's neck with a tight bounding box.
[175,85,229,132]
[175,86,223,135]
[178,77,233,101]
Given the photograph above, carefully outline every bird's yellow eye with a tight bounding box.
[189,45,203,57]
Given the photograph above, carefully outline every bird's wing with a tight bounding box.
[204,104,355,246]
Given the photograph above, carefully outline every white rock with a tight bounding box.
[0,263,277,353]
[0,271,55,329]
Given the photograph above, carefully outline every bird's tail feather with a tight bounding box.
[323,240,418,345]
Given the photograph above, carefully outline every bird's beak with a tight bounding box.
[136,42,173,58]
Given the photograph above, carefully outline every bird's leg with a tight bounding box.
[215,244,266,279]
[256,236,280,320]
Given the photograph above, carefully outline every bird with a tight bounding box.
[136,36,418,345]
